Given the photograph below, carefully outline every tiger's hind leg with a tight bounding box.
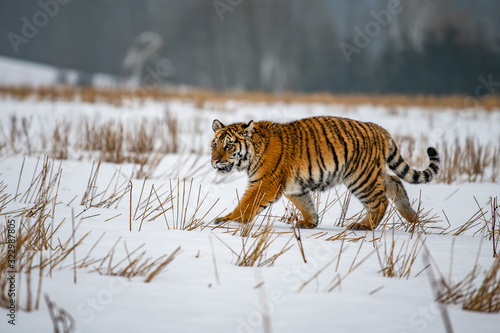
[349,176,389,231]
[285,192,318,229]
[383,173,418,223]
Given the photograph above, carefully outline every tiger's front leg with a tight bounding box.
[285,192,319,229]
[214,181,282,225]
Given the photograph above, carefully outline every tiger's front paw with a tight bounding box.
[214,217,229,225]
[295,220,318,229]
[348,222,373,231]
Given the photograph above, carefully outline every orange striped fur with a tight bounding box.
[211,116,440,230]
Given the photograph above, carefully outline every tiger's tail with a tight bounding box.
[386,140,440,184]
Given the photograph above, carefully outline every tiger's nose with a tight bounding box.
[212,158,220,164]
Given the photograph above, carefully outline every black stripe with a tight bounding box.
[429,163,439,174]
[424,170,431,183]
[305,119,327,170]
[369,198,385,210]
[330,120,349,176]
[387,146,398,164]
[391,156,404,170]
[248,140,267,178]
[412,170,420,183]
[301,124,314,186]
[348,120,367,175]
[304,119,326,186]
[317,118,339,174]
[398,164,410,178]
[337,120,357,178]
[348,162,376,195]
[359,189,385,205]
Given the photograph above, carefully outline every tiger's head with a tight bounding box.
[211,119,254,173]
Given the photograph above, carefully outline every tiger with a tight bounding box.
[210,116,440,230]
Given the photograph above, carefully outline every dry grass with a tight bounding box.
[436,138,500,184]
[0,156,191,312]
[394,135,500,184]
[80,161,132,209]
[80,116,180,169]
[167,178,218,231]
[131,178,218,231]
[444,197,490,237]
[213,215,294,268]
[375,232,426,279]
[429,245,500,313]
[383,193,444,235]
[462,256,500,312]
[1,85,500,110]
[326,241,376,293]
[91,240,181,282]
[1,112,185,179]
[236,221,293,267]
[0,215,90,311]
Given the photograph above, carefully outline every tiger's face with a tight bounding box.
[211,119,254,173]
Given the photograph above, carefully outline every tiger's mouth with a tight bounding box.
[215,162,234,173]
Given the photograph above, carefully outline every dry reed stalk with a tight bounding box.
[134,183,172,226]
[90,239,180,281]
[386,194,444,235]
[492,196,499,257]
[81,166,132,210]
[446,197,489,236]
[462,256,500,312]
[0,215,88,312]
[162,109,179,154]
[80,160,100,207]
[144,246,181,283]
[291,224,307,263]
[426,238,500,313]
[214,217,293,267]
[50,120,70,160]
[326,246,376,293]
[167,178,212,231]
[298,250,345,293]
[337,190,352,227]
[374,231,426,279]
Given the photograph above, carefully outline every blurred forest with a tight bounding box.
[1,0,500,94]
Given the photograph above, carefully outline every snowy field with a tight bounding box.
[1,60,500,333]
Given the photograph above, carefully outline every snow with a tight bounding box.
[1,59,500,332]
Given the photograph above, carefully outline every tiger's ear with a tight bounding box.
[241,120,254,138]
[212,119,225,132]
